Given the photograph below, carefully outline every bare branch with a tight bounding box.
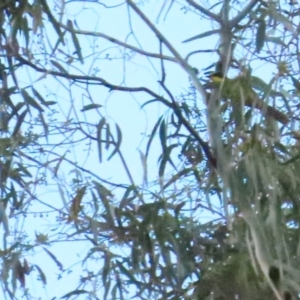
[185,49,217,62]
[17,56,166,99]
[58,23,177,63]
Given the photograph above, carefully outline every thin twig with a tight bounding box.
[58,23,176,63]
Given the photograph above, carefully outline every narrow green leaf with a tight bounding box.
[102,252,111,286]
[105,123,110,150]
[120,185,136,208]
[21,89,44,112]
[291,76,300,92]
[50,60,68,73]
[159,119,167,150]
[44,101,57,106]
[93,181,114,224]
[12,109,27,137]
[40,0,65,45]
[21,17,29,48]
[91,190,99,213]
[271,10,294,33]
[141,98,173,109]
[131,241,140,270]
[39,112,49,142]
[111,284,117,299]
[107,123,122,161]
[182,29,220,43]
[10,183,19,209]
[256,19,266,53]
[97,118,106,163]
[265,36,286,47]
[145,115,163,158]
[0,201,9,235]
[163,167,193,189]
[116,274,124,300]
[43,247,63,271]
[103,258,111,300]
[251,76,269,92]
[60,290,89,299]
[16,163,32,177]
[139,149,148,185]
[159,156,167,178]
[67,19,84,64]
[80,104,102,112]
[31,2,43,34]
[53,151,68,176]
[115,261,140,284]
[34,264,47,285]
[31,87,49,107]
[158,144,178,178]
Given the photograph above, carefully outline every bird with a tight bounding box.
[205,71,289,125]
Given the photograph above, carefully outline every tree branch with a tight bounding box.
[58,23,176,63]
[17,56,167,99]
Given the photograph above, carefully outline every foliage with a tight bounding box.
[0,0,299,299]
